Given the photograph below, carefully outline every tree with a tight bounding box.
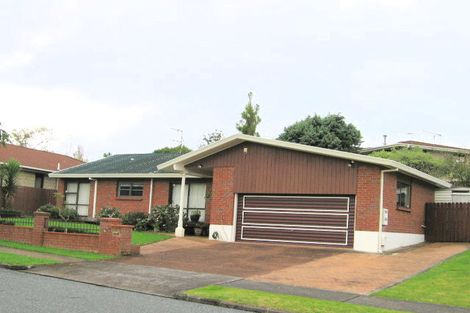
[10,127,52,149]
[236,92,261,136]
[278,114,362,152]
[0,123,9,146]
[103,152,112,158]
[72,145,87,161]
[201,129,223,147]
[443,157,470,187]
[0,159,21,209]
[154,145,192,154]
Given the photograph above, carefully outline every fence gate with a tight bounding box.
[425,203,470,242]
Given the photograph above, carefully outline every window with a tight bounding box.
[34,174,44,189]
[118,182,144,197]
[64,182,90,216]
[171,183,207,222]
[396,180,411,209]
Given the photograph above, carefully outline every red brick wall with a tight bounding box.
[153,180,170,206]
[43,232,100,252]
[209,167,235,225]
[384,177,435,234]
[0,225,32,244]
[355,165,381,231]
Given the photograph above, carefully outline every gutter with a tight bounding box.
[378,168,399,253]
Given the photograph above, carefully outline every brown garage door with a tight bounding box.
[236,195,355,247]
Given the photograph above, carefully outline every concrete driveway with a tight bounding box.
[117,237,469,294]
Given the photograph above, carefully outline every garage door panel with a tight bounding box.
[237,194,355,247]
[241,226,348,245]
[244,196,349,211]
[242,211,348,228]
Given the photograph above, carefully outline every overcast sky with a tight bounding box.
[1,0,469,160]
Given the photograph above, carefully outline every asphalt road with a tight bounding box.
[0,268,246,313]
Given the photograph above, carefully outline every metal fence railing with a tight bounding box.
[47,219,100,234]
[0,217,33,227]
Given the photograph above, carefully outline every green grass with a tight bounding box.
[132,231,172,246]
[0,251,59,266]
[0,240,114,261]
[185,285,408,313]
[375,249,470,308]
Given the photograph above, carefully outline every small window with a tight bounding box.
[34,174,44,189]
[396,180,411,209]
[118,182,144,197]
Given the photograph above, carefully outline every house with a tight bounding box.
[51,134,451,253]
[0,144,84,212]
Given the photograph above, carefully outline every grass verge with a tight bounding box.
[132,231,172,246]
[0,251,59,267]
[0,240,113,261]
[374,249,470,308]
[185,285,408,313]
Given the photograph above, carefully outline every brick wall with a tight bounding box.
[0,225,32,244]
[153,180,170,206]
[43,232,100,251]
[209,167,235,225]
[355,165,381,231]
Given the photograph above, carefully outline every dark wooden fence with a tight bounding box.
[425,203,470,242]
[11,187,56,215]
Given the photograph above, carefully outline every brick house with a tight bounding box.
[0,144,84,212]
[51,134,450,253]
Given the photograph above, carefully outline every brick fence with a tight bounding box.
[0,212,140,256]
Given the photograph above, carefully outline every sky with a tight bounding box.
[1,0,469,160]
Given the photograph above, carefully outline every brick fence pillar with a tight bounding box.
[98,218,136,255]
[32,211,49,246]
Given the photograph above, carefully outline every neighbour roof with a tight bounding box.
[361,140,470,154]
[50,152,192,178]
[157,134,451,188]
[0,144,84,172]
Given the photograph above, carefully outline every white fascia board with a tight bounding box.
[48,173,205,179]
[0,162,53,173]
[157,134,451,188]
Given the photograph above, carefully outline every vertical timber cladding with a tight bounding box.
[236,195,355,247]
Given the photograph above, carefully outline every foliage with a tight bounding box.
[0,159,21,209]
[57,207,79,222]
[278,114,362,152]
[375,250,470,308]
[0,122,10,146]
[0,240,114,261]
[201,129,223,146]
[154,145,192,154]
[147,205,179,232]
[131,231,172,246]
[443,158,470,187]
[0,209,22,218]
[72,145,87,161]
[122,212,148,226]
[98,207,122,218]
[37,204,60,219]
[186,285,402,313]
[103,152,112,158]
[189,209,201,222]
[0,220,14,225]
[0,251,59,266]
[10,127,52,149]
[236,91,261,136]
[371,148,446,177]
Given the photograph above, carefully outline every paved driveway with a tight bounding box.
[117,237,469,294]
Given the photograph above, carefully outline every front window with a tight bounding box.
[171,183,207,221]
[118,182,144,197]
[396,180,411,209]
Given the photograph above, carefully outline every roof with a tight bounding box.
[361,140,470,154]
[0,144,84,173]
[157,134,451,188]
[50,152,194,178]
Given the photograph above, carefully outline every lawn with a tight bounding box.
[0,240,114,261]
[374,249,470,308]
[0,251,59,267]
[132,231,172,246]
[185,285,408,313]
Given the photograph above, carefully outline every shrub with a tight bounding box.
[37,204,60,219]
[47,226,96,234]
[98,207,122,218]
[57,207,79,221]
[148,205,179,232]
[122,212,148,226]
[0,209,22,218]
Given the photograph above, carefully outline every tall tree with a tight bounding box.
[72,145,87,161]
[201,129,223,147]
[0,123,10,146]
[278,114,362,152]
[236,92,261,136]
[154,145,192,154]
[0,159,21,209]
[10,127,52,149]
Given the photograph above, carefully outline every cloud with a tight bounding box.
[0,52,34,70]
[0,84,157,155]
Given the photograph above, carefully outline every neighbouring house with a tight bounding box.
[361,140,470,202]
[51,134,451,253]
[0,144,84,212]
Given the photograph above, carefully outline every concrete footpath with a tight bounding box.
[26,261,469,313]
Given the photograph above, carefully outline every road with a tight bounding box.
[0,268,246,313]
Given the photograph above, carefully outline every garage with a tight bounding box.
[236,195,355,247]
